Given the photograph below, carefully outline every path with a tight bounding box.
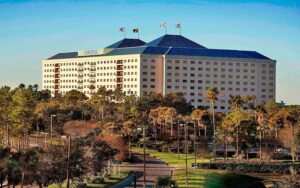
[118,153,173,188]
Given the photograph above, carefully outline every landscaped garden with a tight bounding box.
[0,85,299,187]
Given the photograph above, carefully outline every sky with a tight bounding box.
[0,0,299,104]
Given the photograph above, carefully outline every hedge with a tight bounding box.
[193,162,300,174]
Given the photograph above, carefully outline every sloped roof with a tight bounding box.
[47,52,78,60]
[147,34,206,48]
[46,34,272,61]
[106,38,146,48]
[167,48,271,60]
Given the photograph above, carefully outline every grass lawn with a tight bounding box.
[173,169,265,188]
[131,147,209,167]
[48,170,131,188]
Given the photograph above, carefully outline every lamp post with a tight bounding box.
[50,114,56,143]
[36,122,39,146]
[137,125,147,188]
[184,122,188,186]
[193,121,196,172]
[177,120,180,159]
[66,136,71,188]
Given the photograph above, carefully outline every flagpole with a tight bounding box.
[124,26,126,38]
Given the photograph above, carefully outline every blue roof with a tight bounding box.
[147,34,206,48]
[47,34,272,61]
[47,52,78,60]
[167,48,271,60]
[106,38,146,48]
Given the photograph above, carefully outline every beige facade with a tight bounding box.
[42,35,276,112]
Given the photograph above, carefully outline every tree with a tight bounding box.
[35,145,67,188]
[63,90,87,109]
[149,108,159,141]
[165,107,177,137]
[100,134,128,161]
[191,109,208,136]
[63,120,98,138]
[223,109,251,160]
[229,95,244,111]
[162,93,193,115]
[19,149,38,188]
[5,159,22,188]
[220,116,235,161]
[256,105,268,163]
[0,86,12,146]
[122,120,136,158]
[10,87,36,140]
[205,87,219,156]
[281,108,299,163]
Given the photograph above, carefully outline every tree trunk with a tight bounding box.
[212,101,216,157]
[291,124,295,163]
[21,172,24,188]
[259,130,262,163]
[171,120,173,137]
[128,139,131,158]
[177,122,180,159]
[223,135,226,162]
[236,125,239,161]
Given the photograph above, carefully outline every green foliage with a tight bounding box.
[194,162,300,174]
[155,176,177,188]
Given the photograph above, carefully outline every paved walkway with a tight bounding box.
[118,153,173,188]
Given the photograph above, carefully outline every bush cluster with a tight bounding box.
[194,162,300,174]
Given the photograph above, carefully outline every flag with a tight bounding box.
[175,23,181,28]
[133,28,139,33]
[119,27,125,32]
[160,23,167,28]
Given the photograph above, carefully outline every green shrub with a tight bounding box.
[194,163,300,174]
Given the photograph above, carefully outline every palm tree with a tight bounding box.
[229,95,244,111]
[191,109,207,136]
[205,87,219,156]
[149,108,159,142]
[165,107,177,137]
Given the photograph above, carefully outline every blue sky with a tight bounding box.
[0,0,299,104]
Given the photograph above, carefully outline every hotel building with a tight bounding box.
[42,34,276,111]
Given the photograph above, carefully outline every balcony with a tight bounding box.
[78,75,83,78]
[89,85,96,90]
[117,60,123,64]
[90,68,96,72]
[78,69,83,72]
[117,72,123,76]
[116,84,123,90]
[55,64,60,68]
[117,78,123,83]
[117,65,123,70]
[90,80,96,83]
[90,74,96,78]
[54,75,60,79]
